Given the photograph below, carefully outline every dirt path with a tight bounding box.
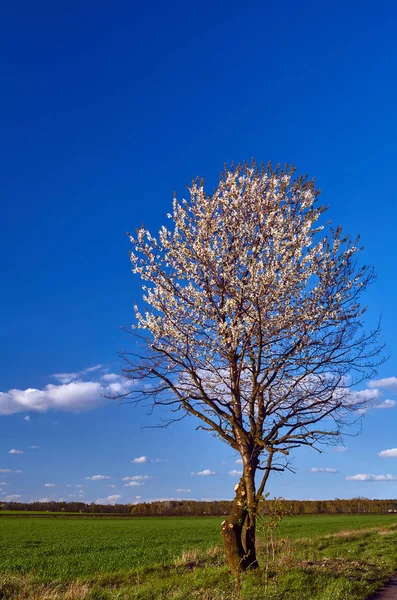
[369,577,397,599]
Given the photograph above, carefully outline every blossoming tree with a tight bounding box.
[121,162,382,575]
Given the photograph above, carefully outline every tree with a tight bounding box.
[120,162,382,576]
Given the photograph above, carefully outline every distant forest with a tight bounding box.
[2,498,397,516]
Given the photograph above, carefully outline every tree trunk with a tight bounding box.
[242,510,258,569]
[221,476,258,577]
[242,462,259,569]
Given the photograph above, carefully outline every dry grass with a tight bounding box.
[0,577,92,600]
[173,545,224,568]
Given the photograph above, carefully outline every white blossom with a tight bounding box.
[123,162,381,481]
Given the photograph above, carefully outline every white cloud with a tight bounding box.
[85,475,111,481]
[191,470,216,476]
[75,485,83,488]
[44,483,56,487]
[0,381,103,415]
[108,484,116,488]
[0,366,134,415]
[106,382,125,394]
[176,488,191,492]
[52,365,104,384]
[84,365,104,373]
[346,473,397,482]
[0,469,12,473]
[101,373,120,382]
[358,399,397,414]
[200,497,227,501]
[349,388,381,403]
[51,373,79,384]
[333,446,348,453]
[235,458,243,464]
[369,377,397,391]
[144,497,184,502]
[69,492,85,498]
[95,494,121,505]
[379,448,397,458]
[334,385,397,414]
[131,456,147,464]
[130,456,167,464]
[0,481,8,485]
[24,416,30,421]
[311,468,338,473]
[9,449,23,455]
[4,494,22,501]
[229,470,243,476]
[29,446,40,449]
[135,495,142,500]
[124,482,142,487]
[122,476,152,481]
[373,400,396,410]
[37,497,50,502]
[15,470,22,473]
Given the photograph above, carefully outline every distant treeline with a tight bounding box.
[2,498,397,516]
[130,498,397,516]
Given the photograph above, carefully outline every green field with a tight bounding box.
[2,514,397,599]
[0,516,222,580]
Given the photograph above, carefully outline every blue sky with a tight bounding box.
[1,0,397,504]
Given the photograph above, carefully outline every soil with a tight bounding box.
[369,577,397,599]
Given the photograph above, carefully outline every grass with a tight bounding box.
[1,514,397,598]
[0,511,95,515]
[0,517,222,579]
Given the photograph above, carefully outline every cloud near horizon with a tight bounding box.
[95,494,121,505]
[346,473,397,481]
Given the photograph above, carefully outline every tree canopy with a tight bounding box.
[121,162,383,573]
